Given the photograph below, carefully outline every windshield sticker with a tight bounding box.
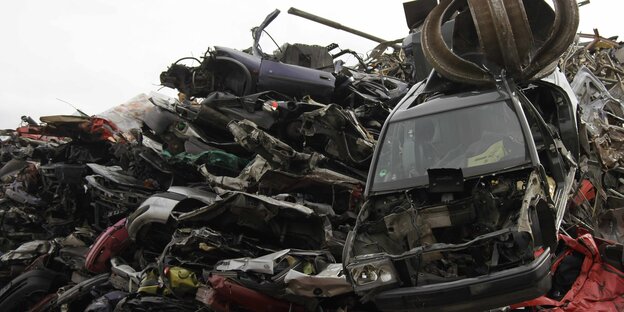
[467,140,505,167]
[379,169,388,177]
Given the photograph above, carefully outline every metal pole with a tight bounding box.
[288,7,401,49]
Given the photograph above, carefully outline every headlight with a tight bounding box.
[347,257,399,293]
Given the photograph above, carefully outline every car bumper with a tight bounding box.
[374,248,552,312]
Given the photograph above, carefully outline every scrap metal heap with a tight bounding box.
[0,8,404,312]
[561,29,624,100]
[0,1,623,311]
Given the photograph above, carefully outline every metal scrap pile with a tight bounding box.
[504,37,624,311]
[564,66,624,244]
[555,27,624,257]
[1,1,624,311]
[559,37,624,245]
[0,8,409,312]
[561,30,624,101]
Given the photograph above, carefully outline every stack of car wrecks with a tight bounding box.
[1,1,624,311]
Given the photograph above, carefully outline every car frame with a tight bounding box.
[342,70,578,311]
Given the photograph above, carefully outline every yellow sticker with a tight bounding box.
[467,140,505,167]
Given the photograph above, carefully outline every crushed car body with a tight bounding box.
[343,69,578,311]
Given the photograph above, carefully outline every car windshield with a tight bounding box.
[371,101,530,192]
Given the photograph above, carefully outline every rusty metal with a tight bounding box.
[421,0,579,85]
[561,31,624,101]
[467,0,533,76]
[580,29,621,51]
[523,0,580,80]
[421,0,493,85]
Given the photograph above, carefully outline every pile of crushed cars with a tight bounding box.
[1,1,624,311]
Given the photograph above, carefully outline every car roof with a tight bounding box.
[389,87,512,123]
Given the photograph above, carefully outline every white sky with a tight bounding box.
[0,0,621,128]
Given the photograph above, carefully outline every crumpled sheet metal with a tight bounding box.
[84,290,128,312]
[228,119,324,173]
[213,249,352,298]
[0,8,416,311]
[96,93,153,133]
[214,249,292,274]
[200,155,271,192]
[0,205,47,245]
[39,115,121,143]
[594,126,624,169]
[598,207,624,244]
[175,191,333,252]
[562,39,624,102]
[258,167,363,190]
[84,218,130,274]
[3,4,607,310]
[126,186,219,242]
[572,66,624,170]
[512,233,624,311]
[166,150,249,177]
[0,240,51,263]
[0,268,68,312]
[5,180,44,206]
[300,104,375,168]
[214,248,333,272]
[159,227,264,266]
[284,263,352,298]
[571,66,624,133]
[201,153,364,198]
[179,190,315,219]
[362,42,410,80]
[0,159,29,181]
[86,163,153,189]
[203,274,306,312]
[0,226,95,267]
[45,273,110,310]
[115,293,200,311]
[109,257,142,292]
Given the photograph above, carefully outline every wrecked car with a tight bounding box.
[158,9,408,143]
[342,69,579,310]
[159,9,336,102]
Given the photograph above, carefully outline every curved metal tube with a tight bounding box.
[421,0,493,85]
[522,0,579,80]
[422,0,579,84]
[468,0,533,78]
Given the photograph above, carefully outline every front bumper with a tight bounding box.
[374,248,552,312]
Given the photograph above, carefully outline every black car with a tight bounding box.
[343,70,579,311]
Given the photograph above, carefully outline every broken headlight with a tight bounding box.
[347,256,399,293]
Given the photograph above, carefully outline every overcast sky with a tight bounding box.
[0,0,621,128]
